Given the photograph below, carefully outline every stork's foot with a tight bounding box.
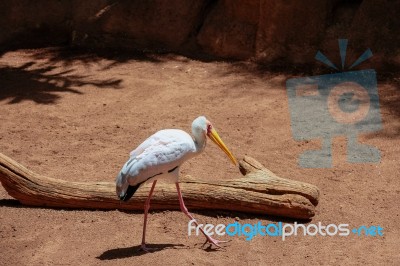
[139,243,157,253]
[202,236,230,249]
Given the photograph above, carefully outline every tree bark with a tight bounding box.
[0,152,319,219]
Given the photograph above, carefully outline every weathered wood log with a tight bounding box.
[0,152,319,219]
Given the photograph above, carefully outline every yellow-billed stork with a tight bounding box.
[116,116,236,251]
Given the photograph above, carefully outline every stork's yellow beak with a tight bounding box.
[208,128,237,165]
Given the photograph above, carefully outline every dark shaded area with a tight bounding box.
[0,198,20,207]
[0,56,122,104]
[0,27,71,53]
[27,46,164,69]
[97,243,187,259]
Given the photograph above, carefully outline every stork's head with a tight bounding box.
[192,116,237,165]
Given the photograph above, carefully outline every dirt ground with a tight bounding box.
[0,48,399,265]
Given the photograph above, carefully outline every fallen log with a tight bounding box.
[0,152,319,219]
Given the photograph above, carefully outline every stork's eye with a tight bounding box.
[207,124,212,134]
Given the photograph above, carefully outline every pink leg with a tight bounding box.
[175,182,228,248]
[140,180,157,252]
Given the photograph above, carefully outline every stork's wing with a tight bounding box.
[116,129,195,196]
[129,132,159,158]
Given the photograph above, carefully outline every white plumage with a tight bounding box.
[116,129,198,199]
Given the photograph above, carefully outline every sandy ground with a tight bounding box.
[0,48,399,265]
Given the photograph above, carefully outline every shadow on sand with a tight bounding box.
[97,243,187,259]
[0,60,122,104]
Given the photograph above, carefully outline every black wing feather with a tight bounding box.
[120,184,141,202]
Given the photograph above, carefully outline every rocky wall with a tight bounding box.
[0,0,398,68]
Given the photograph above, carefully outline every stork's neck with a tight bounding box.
[193,132,207,154]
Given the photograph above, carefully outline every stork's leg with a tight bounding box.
[140,180,157,252]
[175,182,228,249]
